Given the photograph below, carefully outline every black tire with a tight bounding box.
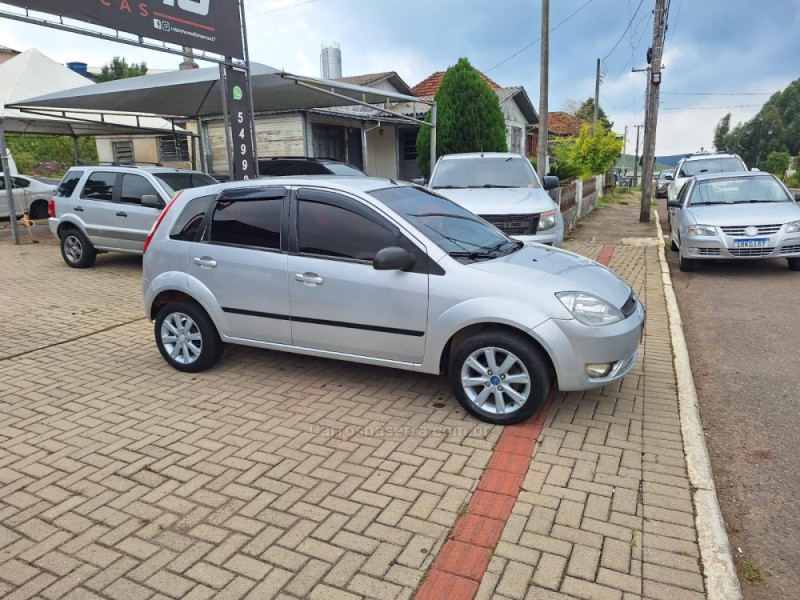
[670,238,678,252]
[29,200,48,220]
[678,251,695,272]
[60,227,97,268]
[448,330,552,425]
[154,300,223,373]
[788,258,800,271]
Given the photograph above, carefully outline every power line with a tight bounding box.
[602,0,646,61]
[662,105,762,111]
[484,0,594,74]
[250,0,322,18]
[606,10,652,84]
[666,0,683,48]
[662,91,773,96]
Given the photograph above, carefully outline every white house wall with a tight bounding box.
[502,99,527,155]
[364,126,398,179]
[207,114,305,173]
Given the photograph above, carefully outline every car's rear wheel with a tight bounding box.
[155,300,223,373]
[678,251,695,272]
[60,227,97,268]
[448,330,552,425]
[788,258,800,271]
[28,200,48,220]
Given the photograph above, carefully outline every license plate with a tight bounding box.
[733,238,768,248]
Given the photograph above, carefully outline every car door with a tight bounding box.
[287,187,429,364]
[0,177,24,218]
[77,171,122,249]
[115,173,168,251]
[670,179,693,244]
[187,187,292,345]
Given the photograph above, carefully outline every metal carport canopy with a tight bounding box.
[8,62,433,120]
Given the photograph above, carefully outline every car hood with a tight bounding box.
[466,244,632,309]
[432,187,556,215]
[688,202,800,225]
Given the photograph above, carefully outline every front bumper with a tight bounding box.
[680,232,800,260]
[530,299,645,391]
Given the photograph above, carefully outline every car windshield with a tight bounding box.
[680,157,745,177]
[430,156,541,189]
[689,176,791,206]
[323,163,366,176]
[153,172,218,195]
[370,185,519,259]
[659,170,673,181]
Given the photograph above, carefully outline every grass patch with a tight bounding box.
[738,560,763,582]
[456,502,469,518]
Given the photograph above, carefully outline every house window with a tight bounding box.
[402,130,417,161]
[158,135,190,162]
[507,126,523,154]
[112,141,134,164]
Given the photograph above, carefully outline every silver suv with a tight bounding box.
[667,151,747,202]
[49,165,217,268]
[428,153,564,246]
[142,177,644,425]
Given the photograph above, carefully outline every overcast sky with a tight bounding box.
[1,0,798,156]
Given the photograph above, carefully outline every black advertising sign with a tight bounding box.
[224,67,257,180]
[3,0,244,58]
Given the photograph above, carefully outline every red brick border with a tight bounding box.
[415,392,555,600]
[597,244,616,266]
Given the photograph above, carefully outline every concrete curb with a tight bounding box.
[653,212,742,600]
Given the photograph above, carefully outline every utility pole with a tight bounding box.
[592,58,600,134]
[622,125,628,172]
[640,0,667,222]
[633,124,643,186]
[536,0,549,179]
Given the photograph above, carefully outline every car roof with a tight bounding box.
[682,152,741,162]
[68,165,205,174]
[181,176,413,197]
[692,170,773,183]
[439,152,524,160]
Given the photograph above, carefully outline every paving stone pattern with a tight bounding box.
[0,203,707,599]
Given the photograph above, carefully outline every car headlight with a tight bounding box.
[687,224,716,236]
[556,292,624,326]
[786,220,800,234]
[538,210,557,231]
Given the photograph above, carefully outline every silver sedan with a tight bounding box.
[668,171,800,272]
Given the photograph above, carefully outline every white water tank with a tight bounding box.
[320,42,342,79]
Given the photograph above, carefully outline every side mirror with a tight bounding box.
[373,246,415,271]
[142,194,164,209]
[665,173,674,180]
[750,167,759,172]
[795,193,800,203]
[667,199,681,208]
[542,175,560,191]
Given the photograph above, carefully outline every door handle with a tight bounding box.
[116,211,128,217]
[74,206,84,212]
[193,257,217,268]
[295,272,323,285]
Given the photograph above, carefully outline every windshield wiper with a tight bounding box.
[432,185,465,189]
[411,212,482,224]
[448,250,499,260]
[466,184,514,188]
[480,240,522,255]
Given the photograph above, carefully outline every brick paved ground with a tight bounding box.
[0,203,709,599]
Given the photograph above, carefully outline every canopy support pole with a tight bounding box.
[73,136,81,164]
[0,120,20,245]
[430,103,437,179]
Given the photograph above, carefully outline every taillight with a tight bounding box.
[48,199,55,218]
[143,191,182,254]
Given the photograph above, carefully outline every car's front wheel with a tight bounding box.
[155,300,224,372]
[448,330,552,425]
[60,227,97,268]
[788,258,800,271]
[678,251,695,272]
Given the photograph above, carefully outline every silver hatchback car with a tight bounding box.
[668,171,800,272]
[143,177,644,425]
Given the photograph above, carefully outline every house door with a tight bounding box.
[311,124,345,161]
[398,128,421,182]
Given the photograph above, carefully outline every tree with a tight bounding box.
[551,124,623,178]
[713,113,731,151]
[96,57,148,82]
[416,58,507,178]
[6,134,98,175]
[574,98,613,131]
[764,151,790,180]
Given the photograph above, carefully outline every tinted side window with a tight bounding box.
[12,177,30,189]
[296,162,330,175]
[209,198,282,249]
[81,172,116,201]
[121,174,161,205]
[57,171,84,198]
[298,197,398,261]
[170,195,215,242]
[258,161,296,177]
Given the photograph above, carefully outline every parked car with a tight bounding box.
[49,165,217,268]
[142,177,644,425]
[668,171,800,272]
[427,152,564,246]
[655,169,674,198]
[0,173,56,220]
[667,151,747,202]
[257,157,366,177]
